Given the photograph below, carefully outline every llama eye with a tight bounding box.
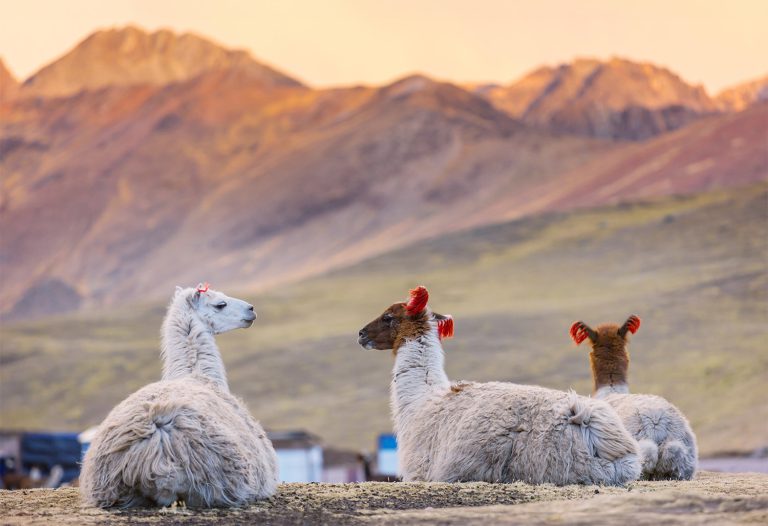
[215,302,227,309]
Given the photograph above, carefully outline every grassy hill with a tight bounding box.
[1,183,766,456]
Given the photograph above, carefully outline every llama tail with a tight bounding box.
[80,402,193,508]
[654,439,697,480]
[137,404,192,507]
[568,392,642,484]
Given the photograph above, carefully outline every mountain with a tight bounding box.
[2,183,765,457]
[2,71,766,320]
[0,57,20,102]
[0,67,603,318]
[19,26,303,98]
[472,58,718,140]
[715,74,768,111]
[1,29,766,320]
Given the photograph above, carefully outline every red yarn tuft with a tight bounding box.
[197,282,210,293]
[406,286,429,315]
[625,315,641,334]
[437,316,454,340]
[569,321,589,345]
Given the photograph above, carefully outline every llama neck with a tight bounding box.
[594,384,629,398]
[590,350,629,397]
[161,299,229,392]
[390,330,450,426]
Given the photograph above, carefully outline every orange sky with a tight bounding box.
[0,0,766,93]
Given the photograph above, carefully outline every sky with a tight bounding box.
[0,0,766,93]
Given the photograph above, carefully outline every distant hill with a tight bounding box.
[471,58,718,140]
[0,57,20,102]
[19,26,303,98]
[2,184,765,457]
[715,74,768,111]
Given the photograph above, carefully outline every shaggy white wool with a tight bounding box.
[391,325,642,485]
[79,287,278,508]
[596,389,698,480]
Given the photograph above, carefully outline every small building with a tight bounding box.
[322,448,365,483]
[377,434,399,477]
[268,430,323,483]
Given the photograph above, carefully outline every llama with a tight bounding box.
[80,284,279,508]
[570,315,698,480]
[357,286,642,485]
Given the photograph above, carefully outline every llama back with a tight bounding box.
[80,378,278,507]
[400,382,640,485]
[600,392,697,480]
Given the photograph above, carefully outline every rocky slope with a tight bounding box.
[0,54,609,318]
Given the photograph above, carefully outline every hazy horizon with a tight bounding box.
[1,0,766,93]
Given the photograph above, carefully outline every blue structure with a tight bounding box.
[20,432,81,483]
[377,434,399,476]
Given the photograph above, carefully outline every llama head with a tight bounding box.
[176,283,256,334]
[570,315,640,388]
[357,286,454,352]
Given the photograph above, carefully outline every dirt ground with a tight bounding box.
[1,471,766,525]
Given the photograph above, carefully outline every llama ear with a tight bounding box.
[436,315,454,340]
[187,285,207,308]
[406,286,429,315]
[619,315,641,337]
[570,321,596,345]
[188,290,201,308]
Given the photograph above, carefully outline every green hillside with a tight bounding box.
[1,183,766,456]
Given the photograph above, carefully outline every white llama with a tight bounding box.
[570,316,698,480]
[358,286,642,485]
[80,284,278,507]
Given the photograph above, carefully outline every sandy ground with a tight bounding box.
[1,471,766,525]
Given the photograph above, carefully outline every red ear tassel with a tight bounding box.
[438,316,454,340]
[625,315,641,334]
[569,322,589,345]
[197,282,210,293]
[406,286,429,315]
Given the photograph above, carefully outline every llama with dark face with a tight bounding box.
[571,316,698,480]
[358,286,642,485]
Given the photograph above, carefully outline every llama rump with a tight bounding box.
[570,315,698,480]
[80,284,278,508]
[358,286,642,485]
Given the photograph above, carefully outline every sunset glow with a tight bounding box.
[1,0,766,93]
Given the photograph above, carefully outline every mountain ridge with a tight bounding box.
[469,57,720,140]
[18,25,303,99]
